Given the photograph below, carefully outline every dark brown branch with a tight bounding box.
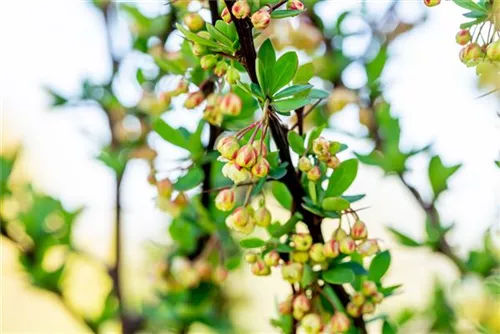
[209,0,220,24]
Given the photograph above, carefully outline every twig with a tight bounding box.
[290,99,323,131]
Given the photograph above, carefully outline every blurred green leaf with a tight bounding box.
[271,181,292,209]
[322,266,355,284]
[175,167,204,191]
[387,227,422,247]
[322,197,350,211]
[428,155,461,198]
[287,131,305,155]
[240,238,266,248]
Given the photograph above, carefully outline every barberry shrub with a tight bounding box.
[2,0,499,334]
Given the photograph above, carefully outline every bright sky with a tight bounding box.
[1,0,500,332]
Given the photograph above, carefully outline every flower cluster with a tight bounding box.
[222,0,304,30]
[346,281,385,318]
[298,136,343,182]
[154,177,188,217]
[155,256,228,291]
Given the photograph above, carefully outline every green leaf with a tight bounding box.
[174,167,204,191]
[387,227,421,247]
[368,250,391,281]
[153,118,190,150]
[452,0,487,12]
[325,159,359,197]
[206,23,234,50]
[269,162,288,179]
[267,213,303,238]
[258,39,276,69]
[272,97,310,113]
[294,63,315,84]
[322,267,355,284]
[273,84,313,100]
[428,155,461,198]
[460,18,484,29]
[271,181,293,209]
[256,58,268,95]
[287,131,306,155]
[343,194,365,203]
[322,197,350,211]
[322,285,345,312]
[309,88,329,99]
[366,46,388,86]
[495,160,500,168]
[270,52,299,95]
[271,9,303,19]
[382,320,397,334]
[240,238,266,248]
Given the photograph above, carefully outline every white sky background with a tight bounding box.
[1,0,500,323]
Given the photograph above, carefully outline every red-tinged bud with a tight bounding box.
[200,54,218,70]
[312,137,330,157]
[226,206,255,234]
[217,136,240,160]
[292,233,313,251]
[252,140,268,157]
[463,43,485,62]
[215,189,236,212]
[221,7,232,23]
[372,292,384,304]
[339,236,356,254]
[225,67,240,84]
[226,206,250,228]
[346,302,361,318]
[327,88,358,113]
[456,30,471,46]
[287,0,305,11]
[244,251,258,263]
[251,259,271,276]
[264,250,280,267]
[203,106,223,126]
[299,313,322,334]
[213,266,228,284]
[361,302,375,314]
[307,166,321,182]
[362,280,378,296]
[220,93,242,116]
[251,8,271,30]
[170,79,189,96]
[157,178,173,198]
[351,293,365,306]
[251,157,270,178]
[357,239,380,257]
[298,157,313,172]
[235,144,258,168]
[332,228,348,241]
[214,61,229,77]
[423,0,440,7]
[184,91,205,109]
[254,206,271,227]
[330,312,350,333]
[293,294,311,313]
[173,192,188,208]
[194,260,212,280]
[326,155,340,169]
[279,296,293,314]
[232,0,250,19]
[309,243,326,263]
[291,251,309,263]
[192,43,208,56]
[281,262,304,283]
[183,13,205,32]
[222,161,252,184]
[487,40,500,61]
[323,239,340,258]
[351,220,368,240]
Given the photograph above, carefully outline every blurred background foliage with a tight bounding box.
[1,0,499,333]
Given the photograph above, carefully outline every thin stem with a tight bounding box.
[290,99,323,131]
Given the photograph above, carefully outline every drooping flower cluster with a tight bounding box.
[298,136,343,182]
[154,177,188,217]
[155,255,228,291]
